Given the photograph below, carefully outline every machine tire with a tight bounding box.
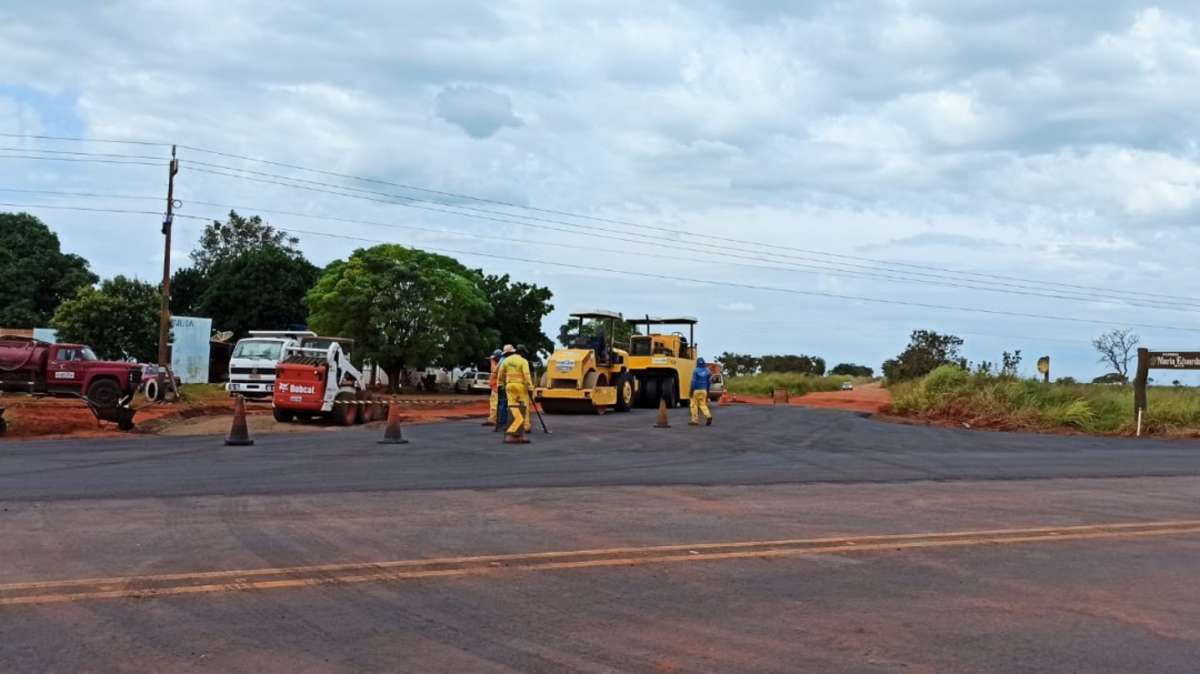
[295,412,313,422]
[645,377,661,407]
[358,393,374,423]
[614,373,634,412]
[332,392,358,426]
[87,379,122,408]
[273,407,295,423]
[661,377,678,408]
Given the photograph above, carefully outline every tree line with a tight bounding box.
[716,351,874,378]
[0,211,555,387]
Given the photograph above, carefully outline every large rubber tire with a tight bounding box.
[661,377,678,408]
[87,379,122,408]
[645,377,661,408]
[143,378,160,403]
[332,392,358,426]
[358,393,375,423]
[273,407,295,423]
[614,373,634,412]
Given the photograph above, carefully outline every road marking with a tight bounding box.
[3,520,1198,606]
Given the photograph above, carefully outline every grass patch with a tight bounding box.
[726,372,852,397]
[178,383,230,404]
[890,365,1200,436]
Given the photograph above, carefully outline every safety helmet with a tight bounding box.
[492,349,503,359]
[696,357,706,366]
[502,344,517,355]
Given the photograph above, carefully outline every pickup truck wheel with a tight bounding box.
[87,379,122,408]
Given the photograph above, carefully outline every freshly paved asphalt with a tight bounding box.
[3,406,1200,672]
[2,405,1199,501]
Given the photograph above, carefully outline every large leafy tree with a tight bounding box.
[50,276,159,362]
[882,330,967,381]
[196,247,319,338]
[831,363,874,377]
[717,352,760,377]
[760,354,826,375]
[0,212,97,327]
[191,210,299,273]
[477,273,554,359]
[306,245,495,390]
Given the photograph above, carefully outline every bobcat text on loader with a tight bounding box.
[535,310,637,414]
[625,315,699,409]
[270,337,385,426]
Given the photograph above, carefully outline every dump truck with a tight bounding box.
[270,337,384,425]
[624,315,699,408]
[535,310,636,414]
[0,337,142,432]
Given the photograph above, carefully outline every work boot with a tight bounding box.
[706,417,713,426]
[688,421,699,426]
[482,420,494,426]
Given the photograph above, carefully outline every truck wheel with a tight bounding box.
[614,373,634,412]
[273,407,295,423]
[143,378,160,403]
[87,379,122,408]
[661,377,678,408]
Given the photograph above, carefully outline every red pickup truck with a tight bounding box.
[0,338,142,431]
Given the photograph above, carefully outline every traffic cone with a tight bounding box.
[654,398,670,428]
[225,395,254,446]
[378,402,409,445]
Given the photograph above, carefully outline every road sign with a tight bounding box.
[1134,349,1200,427]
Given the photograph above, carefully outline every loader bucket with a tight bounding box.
[94,404,137,432]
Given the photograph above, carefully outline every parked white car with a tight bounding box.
[455,370,492,394]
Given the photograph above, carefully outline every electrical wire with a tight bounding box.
[7,199,1194,334]
[2,132,1185,305]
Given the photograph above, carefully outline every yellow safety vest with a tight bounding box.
[499,354,530,385]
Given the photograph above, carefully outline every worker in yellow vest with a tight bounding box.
[498,343,533,443]
[483,349,502,426]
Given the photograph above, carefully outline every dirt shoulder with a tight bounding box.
[728,383,892,415]
[0,391,491,440]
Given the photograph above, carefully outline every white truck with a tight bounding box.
[226,330,316,399]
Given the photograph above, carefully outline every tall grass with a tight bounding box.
[726,372,851,397]
[891,365,1200,436]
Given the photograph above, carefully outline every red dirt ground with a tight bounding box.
[727,384,892,415]
[0,394,491,440]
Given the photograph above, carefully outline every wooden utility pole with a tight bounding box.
[157,145,179,367]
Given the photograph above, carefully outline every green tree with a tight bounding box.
[0,212,97,327]
[558,318,638,349]
[478,273,554,359]
[197,247,319,338]
[50,276,160,361]
[191,210,299,273]
[831,363,874,377]
[306,245,495,391]
[882,330,967,382]
[760,354,826,375]
[169,266,208,315]
[717,352,760,377]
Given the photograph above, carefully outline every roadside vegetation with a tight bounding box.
[725,372,852,397]
[891,365,1200,436]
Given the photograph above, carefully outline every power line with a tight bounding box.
[175,165,1200,312]
[7,198,1196,333]
[0,146,166,162]
[0,132,169,147]
[9,186,1200,315]
[0,154,160,168]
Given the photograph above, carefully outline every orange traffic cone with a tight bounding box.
[654,398,670,428]
[378,402,409,445]
[225,395,254,446]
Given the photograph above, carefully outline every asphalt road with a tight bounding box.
[3,406,1200,672]
[2,405,1199,501]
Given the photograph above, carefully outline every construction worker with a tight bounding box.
[483,349,503,426]
[498,343,533,442]
[689,357,713,426]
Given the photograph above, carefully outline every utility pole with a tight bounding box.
[157,145,179,368]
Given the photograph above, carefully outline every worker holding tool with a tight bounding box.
[498,343,533,443]
[484,349,503,426]
[689,357,713,426]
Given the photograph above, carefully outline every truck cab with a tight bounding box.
[226,330,316,399]
[0,338,142,407]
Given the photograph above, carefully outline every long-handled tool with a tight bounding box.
[531,398,550,435]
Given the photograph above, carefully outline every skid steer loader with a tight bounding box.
[271,337,385,425]
[534,310,636,414]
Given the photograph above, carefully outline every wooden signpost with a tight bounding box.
[1133,348,1200,436]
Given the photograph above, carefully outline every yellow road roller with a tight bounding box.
[534,310,636,414]
[624,315,699,409]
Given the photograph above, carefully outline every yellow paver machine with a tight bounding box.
[534,310,636,414]
[625,315,699,408]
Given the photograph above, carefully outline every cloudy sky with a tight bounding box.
[2,1,1199,379]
